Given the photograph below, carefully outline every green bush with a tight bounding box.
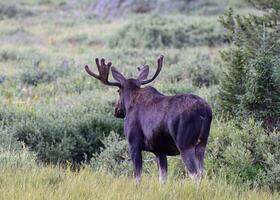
[90,131,132,176]
[207,118,280,190]
[0,3,33,19]
[187,54,220,87]
[0,94,123,164]
[0,50,19,62]
[109,15,226,49]
[218,6,280,126]
[196,85,219,113]
[0,126,37,170]
[90,131,157,177]
[20,59,76,86]
[0,148,37,170]
[0,126,20,152]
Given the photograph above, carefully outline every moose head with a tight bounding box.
[85,55,164,119]
[85,55,212,184]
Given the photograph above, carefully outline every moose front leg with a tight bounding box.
[129,146,142,184]
[156,154,167,183]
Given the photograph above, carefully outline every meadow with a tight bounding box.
[0,0,279,199]
[1,165,280,200]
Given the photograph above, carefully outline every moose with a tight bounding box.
[85,55,212,184]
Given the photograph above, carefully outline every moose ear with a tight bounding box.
[137,65,149,82]
[111,67,126,84]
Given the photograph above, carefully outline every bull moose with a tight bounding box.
[85,55,212,184]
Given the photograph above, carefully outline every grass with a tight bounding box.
[0,165,279,200]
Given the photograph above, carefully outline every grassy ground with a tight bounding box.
[0,166,279,200]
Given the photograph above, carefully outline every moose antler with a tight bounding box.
[139,55,164,85]
[85,58,121,87]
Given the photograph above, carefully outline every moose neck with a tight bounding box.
[122,86,163,114]
[122,87,138,112]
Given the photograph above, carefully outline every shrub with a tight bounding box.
[0,148,37,170]
[109,15,226,49]
[218,5,280,126]
[90,131,132,176]
[0,3,33,19]
[0,50,18,62]
[20,59,75,86]
[91,0,249,18]
[0,126,37,170]
[206,118,280,190]
[187,54,220,87]
[196,85,219,113]
[0,126,21,152]
[90,131,157,177]
[0,94,123,164]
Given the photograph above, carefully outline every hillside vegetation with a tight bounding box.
[0,0,279,199]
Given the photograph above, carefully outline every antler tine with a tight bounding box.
[85,58,121,87]
[140,55,164,85]
[95,58,101,72]
[137,64,149,72]
[85,65,99,79]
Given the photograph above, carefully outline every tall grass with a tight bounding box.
[0,165,279,200]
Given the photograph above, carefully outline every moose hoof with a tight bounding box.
[189,173,202,181]
[134,176,141,185]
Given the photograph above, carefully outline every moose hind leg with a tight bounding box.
[156,154,168,183]
[195,143,206,179]
[130,146,142,185]
[181,147,199,180]
[176,119,201,180]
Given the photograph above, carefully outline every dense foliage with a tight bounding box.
[207,118,280,190]
[90,132,132,176]
[110,15,226,49]
[218,2,280,125]
[0,97,122,163]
